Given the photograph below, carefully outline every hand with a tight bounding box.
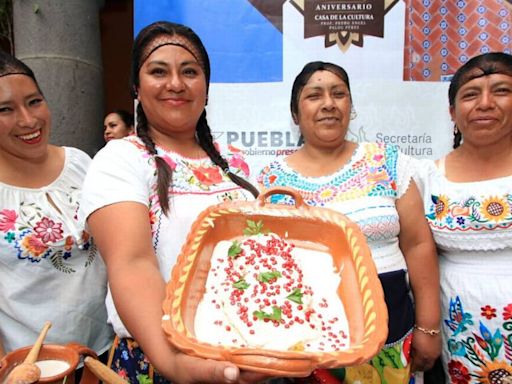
[410,330,441,372]
[164,351,271,384]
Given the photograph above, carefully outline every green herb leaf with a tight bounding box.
[228,241,242,258]
[256,271,282,283]
[253,306,282,321]
[243,219,268,235]
[233,279,250,290]
[286,288,304,304]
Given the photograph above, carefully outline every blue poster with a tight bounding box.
[135,0,283,82]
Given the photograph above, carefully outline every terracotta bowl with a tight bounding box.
[0,343,98,384]
[162,187,388,377]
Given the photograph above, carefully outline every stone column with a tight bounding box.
[13,0,105,155]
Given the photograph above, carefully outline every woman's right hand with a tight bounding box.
[161,351,270,384]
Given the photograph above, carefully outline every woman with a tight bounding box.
[103,109,134,142]
[0,51,112,355]
[258,61,441,383]
[414,52,512,383]
[80,21,261,384]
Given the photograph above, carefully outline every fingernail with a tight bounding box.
[224,366,238,383]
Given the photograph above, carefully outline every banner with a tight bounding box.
[135,0,512,180]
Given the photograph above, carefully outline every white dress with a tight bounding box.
[415,158,512,384]
[0,147,113,353]
[79,136,254,337]
[258,142,418,383]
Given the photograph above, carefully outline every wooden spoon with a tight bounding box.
[84,357,128,384]
[5,321,52,384]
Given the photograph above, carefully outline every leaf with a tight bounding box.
[256,271,281,283]
[243,219,268,235]
[286,288,303,304]
[253,306,282,321]
[233,279,250,290]
[228,240,242,258]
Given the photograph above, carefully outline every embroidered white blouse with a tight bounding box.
[0,147,113,353]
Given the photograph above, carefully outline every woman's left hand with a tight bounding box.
[410,330,441,372]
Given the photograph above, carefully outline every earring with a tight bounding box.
[350,108,357,120]
[453,125,459,135]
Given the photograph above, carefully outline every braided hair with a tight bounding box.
[132,21,258,215]
[448,52,512,149]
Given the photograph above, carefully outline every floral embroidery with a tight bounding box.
[228,153,249,176]
[426,193,512,231]
[503,304,512,321]
[430,194,450,220]
[258,142,401,207]
[0,209,16,231]
[480,196,510,223]
[448,360,471,384]
[191,165,223,186]
[481,305,497,320]
[0,201,95,273]
[475,361,512,383]
[34,217,64,243]
[127,137,252,243]
[444,297,512,383]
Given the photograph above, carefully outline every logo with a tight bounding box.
[291,0,399,51]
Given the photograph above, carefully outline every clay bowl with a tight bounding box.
[162,187,388,377]
[0,343,98,384]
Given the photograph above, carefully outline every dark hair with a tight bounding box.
[290,61,351,120]
[448,52,512,148]
[131,21,258,214]
[0,50,42,93]
[110,109,134,128]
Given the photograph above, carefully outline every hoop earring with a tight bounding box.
[350,109,357,120]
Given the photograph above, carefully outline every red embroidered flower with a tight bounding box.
[448,360,470,384]
[0,209,17,232]
[34,217,64,243]
[228,154,249,176]
[192,166,223,185]
[481,305,497,320]
[268,175,277,185]
[503,304,512,320]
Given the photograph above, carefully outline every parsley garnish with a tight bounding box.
[253,306,282,321]
[243,220,268,235]
[233,279,250,290]
[286,288,304,304]
[256,271,282,283]
[228,240,242,258]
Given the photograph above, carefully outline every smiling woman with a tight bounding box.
[258,61,441,383]
[0,50,113,362]
[79,21,261,384]
[414,52,512,383]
